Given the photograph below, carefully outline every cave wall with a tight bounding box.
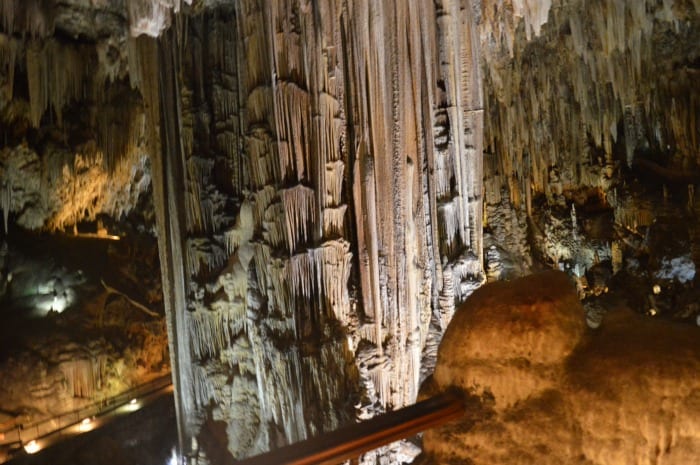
[0,1,151,234]
[478,0,700,313]
[481,0,699,227]
[132,1,486,461]
[0,0,485,462]
[2,0,697,463]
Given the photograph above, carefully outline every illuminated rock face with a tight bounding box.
[433,271,586,408]
[481,0,700,227]
[422,271,700,465]
[1,0,698,463]
[130,2,486,461]
[0,0,484,461]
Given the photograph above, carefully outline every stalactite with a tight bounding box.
[188,308,236,360]
[0,34,17,98]
[186,238,227,277]
[274,81,312,182]
[96,92,147,171]
[58,355,108,399]
[247,128,278,190]
[288,251,316,301]
[316,240,353,322]
[323,205,347,237]
[482,0,698,205]
[26,39,89,127]
[281,184,316,254]
[613,193,655,233]
[438,198,461,257]
[224,201,254,255]
[0,0,53,38]
[325,161,345,207]
[252,242,272,294]
[193,363,215,409]
[438,262,455,331]
[185,156,214,233]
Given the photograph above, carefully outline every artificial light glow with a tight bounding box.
[32,289,75,316]
[78,418,94,432]
[75,232,120,241]
[168,448,179,465]
[51,295,68,312]
[122,398,141,412]
[24,440,40,454]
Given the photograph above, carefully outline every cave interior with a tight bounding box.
[0,1,698,464]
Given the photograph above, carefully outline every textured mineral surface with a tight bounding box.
[421,271,700,465]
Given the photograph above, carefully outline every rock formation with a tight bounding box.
[0,0,697,463]
[131,2,485,461]
[1,0,485,462]
[421,270,700,465]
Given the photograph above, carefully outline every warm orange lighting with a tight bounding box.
[24,440,40,454]
[73,231,121,241]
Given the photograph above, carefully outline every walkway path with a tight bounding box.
[0,374,172,462]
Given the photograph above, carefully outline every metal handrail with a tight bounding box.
[234,392,465,465]
[0,373,172,448]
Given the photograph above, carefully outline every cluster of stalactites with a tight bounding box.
[0,31,148,232]
[0,28,147,174]
[58,355,109,399]
[0,0,54,38]
[481,0,699,206]
[135,2,486,461]
[25,38,87,127]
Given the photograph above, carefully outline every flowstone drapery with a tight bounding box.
[126,1,484,462]
[0,0,485,462]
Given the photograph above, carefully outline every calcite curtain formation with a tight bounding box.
[0,0,151,233]
[481,0,700,213]
[0,0,698,462]
[123,0,485,461]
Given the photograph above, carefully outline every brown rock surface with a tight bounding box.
[434,271,586,407]
[423,270,700,465]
